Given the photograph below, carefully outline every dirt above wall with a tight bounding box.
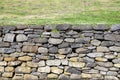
[0,24,120,80]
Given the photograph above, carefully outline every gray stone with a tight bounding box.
[76,48,88,53]
[66,30,78,35]
[44,25,56,31]
[51,32,60,38]
[70,43,83,48]
[112,58,120,63]
[72,25,92,31]
[16,25,28,29]
[42,32,51,36]
[46,60,61,66]
[4,33,15,42]
[29,25,44,29]
[48,38,63,45]
[64,38,74,42]
[0,42,10,47]
[32,38,48,43]
[38,66,50,73]
[95,66,108,71]
[0,37,2,42]
[58,42,69,48]
[91,39,101,46]
[75,37,90,43]
[83,57,94,63]
[111,24,120,31]
[82,32,94,37]
[104,34,120,41]
[38,47,48,54]
[49,47,58,53]
[16,34,28,42]
[101,41,114,47]
[56,24,72,30]
[61,59,68,65]
[109,46,120,52]
[97,62,113,67]
[105,76,119,80]
[27,34,40,38]
[70,74,81,80]
[3,26,16,31]
[93,24,109,31]
[107,71,118,76]
[94,34,104,40]
[105,54,116,59]
[58,48,72,54]
[87,52,104,58]
[59,74,69,80]
[66,67,81,74]
[0,48,15,54]
[38,61,45,67]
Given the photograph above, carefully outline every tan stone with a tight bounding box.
[8,61,21,66]
[69,61,85,68]
[114,64,120,68]
[81,73,92,78]
[5,67,14,72]
[18,56,32,61]
[69,57,78,62]
[0,67,4,72]
[76,48,87,53]
[27,61,38,68]
[0,61,7,66]
[4,57,16,61]
[91,39,101,46]
[22,45,38,53]
[47,74,58,79]
[92,74,102,78]
[51,67,63,74]
[95,57,107,62]
[55,54,66,59]
[97,46,109,52]
[12,74,24,80]
[64,72,71,75]
[15,66,31,73]
[2,72,13,78]
[24,74,38,80]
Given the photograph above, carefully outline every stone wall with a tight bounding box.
[0,24,120,80]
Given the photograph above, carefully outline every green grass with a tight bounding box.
[0,0,120,25]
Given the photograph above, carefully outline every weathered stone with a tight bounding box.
[15,66,31,73]
[105,54,116,59]
[81,73,92,78]
[0,67,4,72]
[0,48,15,54]
[32,38,48,43]
[24,74,38,80]
[8,61,21,66]
[107,71,118,76]
[0,61,7,66]
[47,73,58,79]
[93,24,109,31]
[87,52,104,58]
[48,38,63,45]
[95,66,108,71]
[22,45,38,53]
[58,42,69,48]
[4,33,15,42]
[56,24,71,30]
[51,67,63,74]
[58,48,72,54]
[38,47,48,54]
[46,60,61,66]
[114,63,120,68]
[101,41,114,47]
[72,25,92,31]
[38,61,45,67]
[49,47,58,53]
[69,61,85,68]
[104,34,120,42]
[2,72,13,78]
[97,62,113,67]
[4,57,16,61]
[5,67,14,72]
[13,74,24,80]
[36,55,49,60]
[83,57,94,63]
[66,67,81,74]
[16,25,28,29]
[38,66,50,73]
[18,56,32,61]
[94,34,104,40]
[69,57,78,62]
[64,38,74,42]
[27,61,38,67]
[105,76,119,80]
[95,57,107,62]
[51,32,60,38]
[91,39,101,46]
[61,59,68,65]
[59,74,69,80]
[16,34,28,42]
[44,25,56,31]
[109,46,120,52]
[0,42,10,48]
[112,58,120,63]
[28,34,40,38]
[75,37,90,43]
[76,48,88,53]
[111,24,120,31]
[97,46,109,52]
[55,54,66,59]
[70,74,81,79]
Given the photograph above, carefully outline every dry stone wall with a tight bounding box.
[0,24,120,80]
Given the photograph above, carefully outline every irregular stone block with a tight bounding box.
[46,60,61,66]
[38,66,50,73]
[15,66,31,73]
[4,33,15,42]
[16,34,28,42]
[22,45,38,53]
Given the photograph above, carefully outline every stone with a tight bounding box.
[15,66,31,73]
[91,39,101,46]
[46,60,61,66]
[38,61,45,67]
[13,74,23,80]
[8,61,21,66]
[58,48,72,54]
[66,67,81,74]
[18,56,32,61]
[0,67,4,72]
[88,69,99,74]
[61,59,68,65]
[105,54,116,59]
[104,34,120,42]
[44,24,56,31]
[97,62,113,67]
[27,34,40,38]
[58,42,69,48]
[93,24,109,31]
[4,57,16,61]
[59,74,69,80]
[4,33,15,42]
[55,54,66,59]
[95,66,108,71]
[38,66,50,73]
[70,43,83,48]
[24,74,38,80]
[81,73,92,78]
[105,76,119,80]
[22,45,38,53]
[0,48,15,54]
[38,47,48,54]
[47,73,58,79]
[111,24,120,31]
[16,24,28,29]
[2,72,13,78]
[69,57,78,62]
[114,64,120,68]
[95,57,107,61]
[32,38,48,43]
[109,46,120,52]
[0,61,7,66]
[87,52,104,58]
[5,67,14,72]
[101,41,114,47]
[56,24,71,30]
[69,61,85,68]
[51,32,60,38]
[0,42,10,48]
[48,38,63,45]
[75,37,90,43]
[27,61,38,67]
[112,58,120,63]
[16,34,28,42]
[97,46,109,52]
[94,34,104,40]
[72,25,92,31]
[51,67,63,74]
[70,74,81,79]
[64,38,74,42]
[38,73,47,80]
[107,71,118,76]
[49,47,58,53]
[76,48,88,53]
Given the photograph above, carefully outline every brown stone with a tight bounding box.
[4,57,16,61]
[24,74,38,80]
[5,67,14,72]
[22,45,38,53]
[18,56,32,61]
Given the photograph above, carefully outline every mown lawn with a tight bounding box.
[0,0,120,25]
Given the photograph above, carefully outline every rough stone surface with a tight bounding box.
[87,52,104,58]
[104,34,120,42]
[16,34,28,42]
[22,46,38,53]
[38,66,50,73]
[69,61,85,68]
[4,33,15,42]
[46,60,61,66]
[48,38,63,45]
[58,48,72,54]
[15,66,31,73]
[38,47,48,54]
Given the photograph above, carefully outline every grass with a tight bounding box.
[0,0,120,25]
